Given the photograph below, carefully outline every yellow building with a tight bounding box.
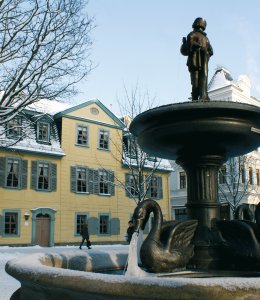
[0,99,172,246]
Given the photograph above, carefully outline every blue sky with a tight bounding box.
[73,0,260,114]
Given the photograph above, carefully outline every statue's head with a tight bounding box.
[192,17,207,31]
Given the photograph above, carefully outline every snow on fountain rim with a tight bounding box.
[6,250,260,291]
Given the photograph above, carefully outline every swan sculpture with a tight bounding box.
[133,199,198,272]
[217,203,260,270]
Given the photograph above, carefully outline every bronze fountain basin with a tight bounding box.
[129,101,260,160]
[130,100,260,270]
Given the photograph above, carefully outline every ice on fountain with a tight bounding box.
[125,231,154,277]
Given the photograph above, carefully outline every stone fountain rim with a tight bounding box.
[5,250,260,300]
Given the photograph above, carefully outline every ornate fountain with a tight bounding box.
[130,18,260,270]
[6,18,260,299]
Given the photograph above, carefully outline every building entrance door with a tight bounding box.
[36,214,50,246]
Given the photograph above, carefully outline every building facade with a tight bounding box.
[170,68,260,221]
[0,99,172,246]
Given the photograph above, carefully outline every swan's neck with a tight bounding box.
[146,202,163,242]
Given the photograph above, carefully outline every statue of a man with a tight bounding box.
[180,18,213,101]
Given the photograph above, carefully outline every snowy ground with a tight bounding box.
[0,244,128,300]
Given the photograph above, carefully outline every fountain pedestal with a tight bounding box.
[177,154,225,269]
[130,101,260,270]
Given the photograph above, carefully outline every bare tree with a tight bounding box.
[218,154,259,218]
[0,0,94,125]
[111,85,169,205]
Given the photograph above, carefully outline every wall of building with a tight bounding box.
[0,100,171,246]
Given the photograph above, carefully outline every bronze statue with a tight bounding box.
[133,199,198,272]
[181,17,213,101]
[217,203,260,270]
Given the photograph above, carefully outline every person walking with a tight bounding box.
[126,220,135,244]
[79,224,91,249]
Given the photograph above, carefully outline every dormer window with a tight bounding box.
[6,117,22,138]
[37,122,50,143]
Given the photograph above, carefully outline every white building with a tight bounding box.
[170,67,260,221]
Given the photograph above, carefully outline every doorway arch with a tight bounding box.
[31,208,56,246]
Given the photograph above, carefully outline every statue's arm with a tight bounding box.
[208,41,213,57]
[180,37,188,56]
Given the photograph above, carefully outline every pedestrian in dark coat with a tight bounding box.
[127,220,135,244]
[79,224,91,249]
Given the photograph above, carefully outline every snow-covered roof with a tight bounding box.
[208,67,260,106]
[27,98,72,115]
[122,156,173,172]
[208,67,233,91]
[0,110,64,156]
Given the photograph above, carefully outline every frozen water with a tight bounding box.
[125,231,152,277]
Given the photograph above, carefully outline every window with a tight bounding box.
[31,161,57,192]
[4,212,19,235]
[37,122,50,142]
[129,175,138,197]
[256,169,260,186]
[99,170,109,194]
[71,167,114,196]
[219,166,226,184]
[98,129,109,150]
[0,157,28,189]
[175,208,188,222]
[179,171,186,189]
[123,135,136,158]
[6,158,19,188]
[146,175,163,199]
[76,124,88,146]
[249,167,253,185]
[38,163,50,190]
[6,117,22,138]
[96,169,115,196]
[125,174,140,198]
[99,215,109,234]
[76,214,88,235]
[76,167,88,193]
[150,176,159,198]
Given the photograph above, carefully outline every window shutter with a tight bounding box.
[88,168,94,194]
[145,175,151,198]
[70,166,76,193]
[51,163,57,191]
[109,170,115,196]
[158,176,163,199]
[31,161,38,190]
[93,170,99,194]
[0,157,5,187]
[20,159,28,189]
[0,215,3,236]
[125,174,131,197]
[110,218,120,235]
[88,217,99,235]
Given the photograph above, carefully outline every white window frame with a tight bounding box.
[76,124,89,147]
[37,122,50,143]
[98,129,109,150]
